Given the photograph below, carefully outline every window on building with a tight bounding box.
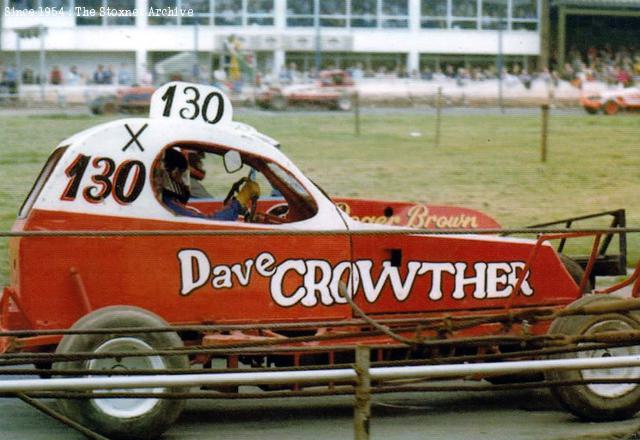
[512,0,537,30]
[182,0,211,25]
[74,0,135,25]
[247,0,274,25]
[8,0,38,9]
[41,0,65,8]
[75,0,102,25]
[149,0,178,24]
[286,0,314,26]
[451,0,477,29]
[215,0,242,25]
[421,0,447,29]
[512,0,536,18]
[105,0,136,25]
[320,0,346,27]
[481,0,507,29]
[381,0,408,28]
[351,0,377,27]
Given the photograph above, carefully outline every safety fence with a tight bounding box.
[1,226,640,439]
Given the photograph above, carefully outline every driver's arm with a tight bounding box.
[210,179,261,221]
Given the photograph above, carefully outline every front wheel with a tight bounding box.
[546,295,640,421]
[55,306,189,439]
[270,94,287,111]
[603,100,620,115]
[335,93,353,111]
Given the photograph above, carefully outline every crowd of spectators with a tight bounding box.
[270,61,551,90]
[559,45,640,88]
[0,62,154,91]
[2,46,639,96]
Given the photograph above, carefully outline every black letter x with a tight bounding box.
[122,123,148,152]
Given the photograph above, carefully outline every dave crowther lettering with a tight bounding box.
[177,250,534,307]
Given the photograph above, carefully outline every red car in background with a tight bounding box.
[89,85,155,115]
[257,69,355,111]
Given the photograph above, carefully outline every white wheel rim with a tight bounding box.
[578,320,640,398]
[87,337,166,418]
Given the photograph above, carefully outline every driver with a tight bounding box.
[161,147,260,221]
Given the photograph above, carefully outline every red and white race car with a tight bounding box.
[2,82,637,439]
[256,69,355,111]
[89,85,156,115]
[580,86,640,115]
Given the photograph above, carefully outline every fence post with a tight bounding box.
[541,104,549,163]
[434,86,442,148]
[354,345,371,440]
[354,91,360,136]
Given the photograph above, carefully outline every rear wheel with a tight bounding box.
[546,295,640,421]
[583,106,598,115]
[270,94,287,111]
[487,256,591,385]
[55,306,189,440]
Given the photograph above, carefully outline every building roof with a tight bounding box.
[555,0,640,8]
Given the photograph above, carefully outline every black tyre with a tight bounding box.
[559,254,592,293]
[55,306,189,440]
[546,295,640,421]
[584,106,598,115]
[270,94,287,111]
[603,100,619,116]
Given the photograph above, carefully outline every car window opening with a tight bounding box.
[154,144,318,224]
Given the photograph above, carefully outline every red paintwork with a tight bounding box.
[3,205,579,351]
[256,70,354,108]
[0,113,585,358]
[189,198,500,230]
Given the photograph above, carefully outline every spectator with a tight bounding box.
[4,64,18,93]
[117,63,132,85]
[93,65,106,84]
[104,65,114,84]
[22,67,34,85]
[50,65,63,85]
[350,63,364,81]
[66,65,80,85]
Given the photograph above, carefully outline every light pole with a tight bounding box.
[15,25,48,101]
[497,17,504,113]
[314,0,321,72]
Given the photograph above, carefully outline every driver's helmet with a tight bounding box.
[162,147,191,204]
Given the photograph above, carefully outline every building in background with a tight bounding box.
[0,0,542,83]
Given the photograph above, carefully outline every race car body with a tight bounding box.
[581,86,640,115]
[3,82,633,439]
[89,85,155,115]
[5,82,577,333]
[256,70,355,111]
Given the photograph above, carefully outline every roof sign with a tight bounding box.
[149,81,233,126]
